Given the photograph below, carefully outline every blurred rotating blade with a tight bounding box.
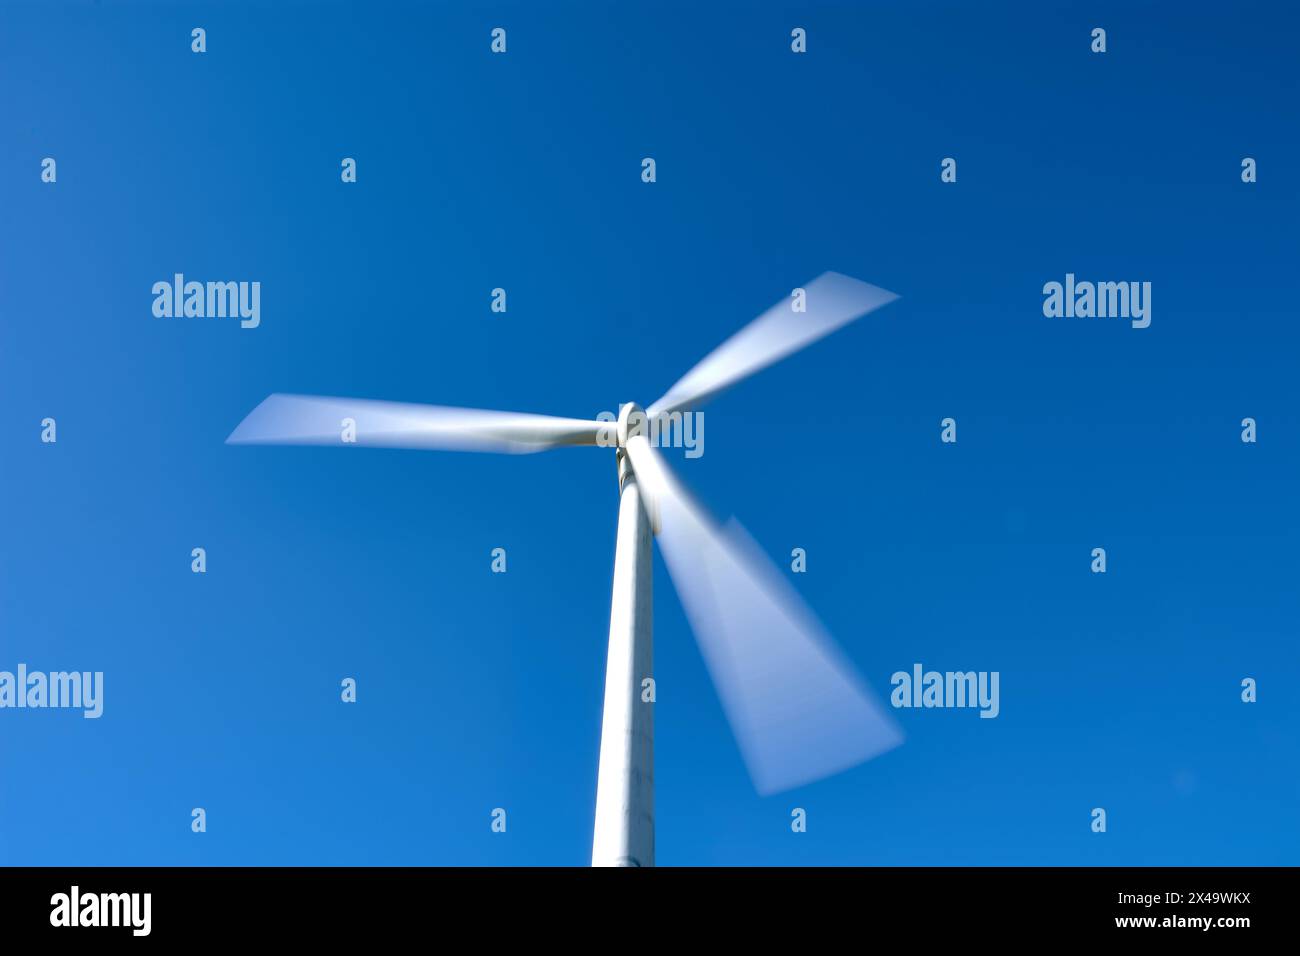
[647,272,899,418]
[227,393,608,454]
[624,435,902,794]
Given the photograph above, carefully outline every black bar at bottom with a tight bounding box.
[0,866,1282,941]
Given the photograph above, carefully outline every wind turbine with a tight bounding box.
[227,271,904,866]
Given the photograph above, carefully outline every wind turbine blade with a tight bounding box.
[624,436,902,794]
[227,393,609,454]
[647,272,898,418]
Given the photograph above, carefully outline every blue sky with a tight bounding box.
[1,1,1297,865]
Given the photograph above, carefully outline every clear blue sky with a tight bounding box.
[2,1,1296,865]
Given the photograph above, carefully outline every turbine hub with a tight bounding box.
[615,403,646,490]
[616,402,646,448]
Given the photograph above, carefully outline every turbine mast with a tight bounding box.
[592,429,655,866]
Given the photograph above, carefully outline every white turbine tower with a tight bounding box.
[228,271,904,866]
